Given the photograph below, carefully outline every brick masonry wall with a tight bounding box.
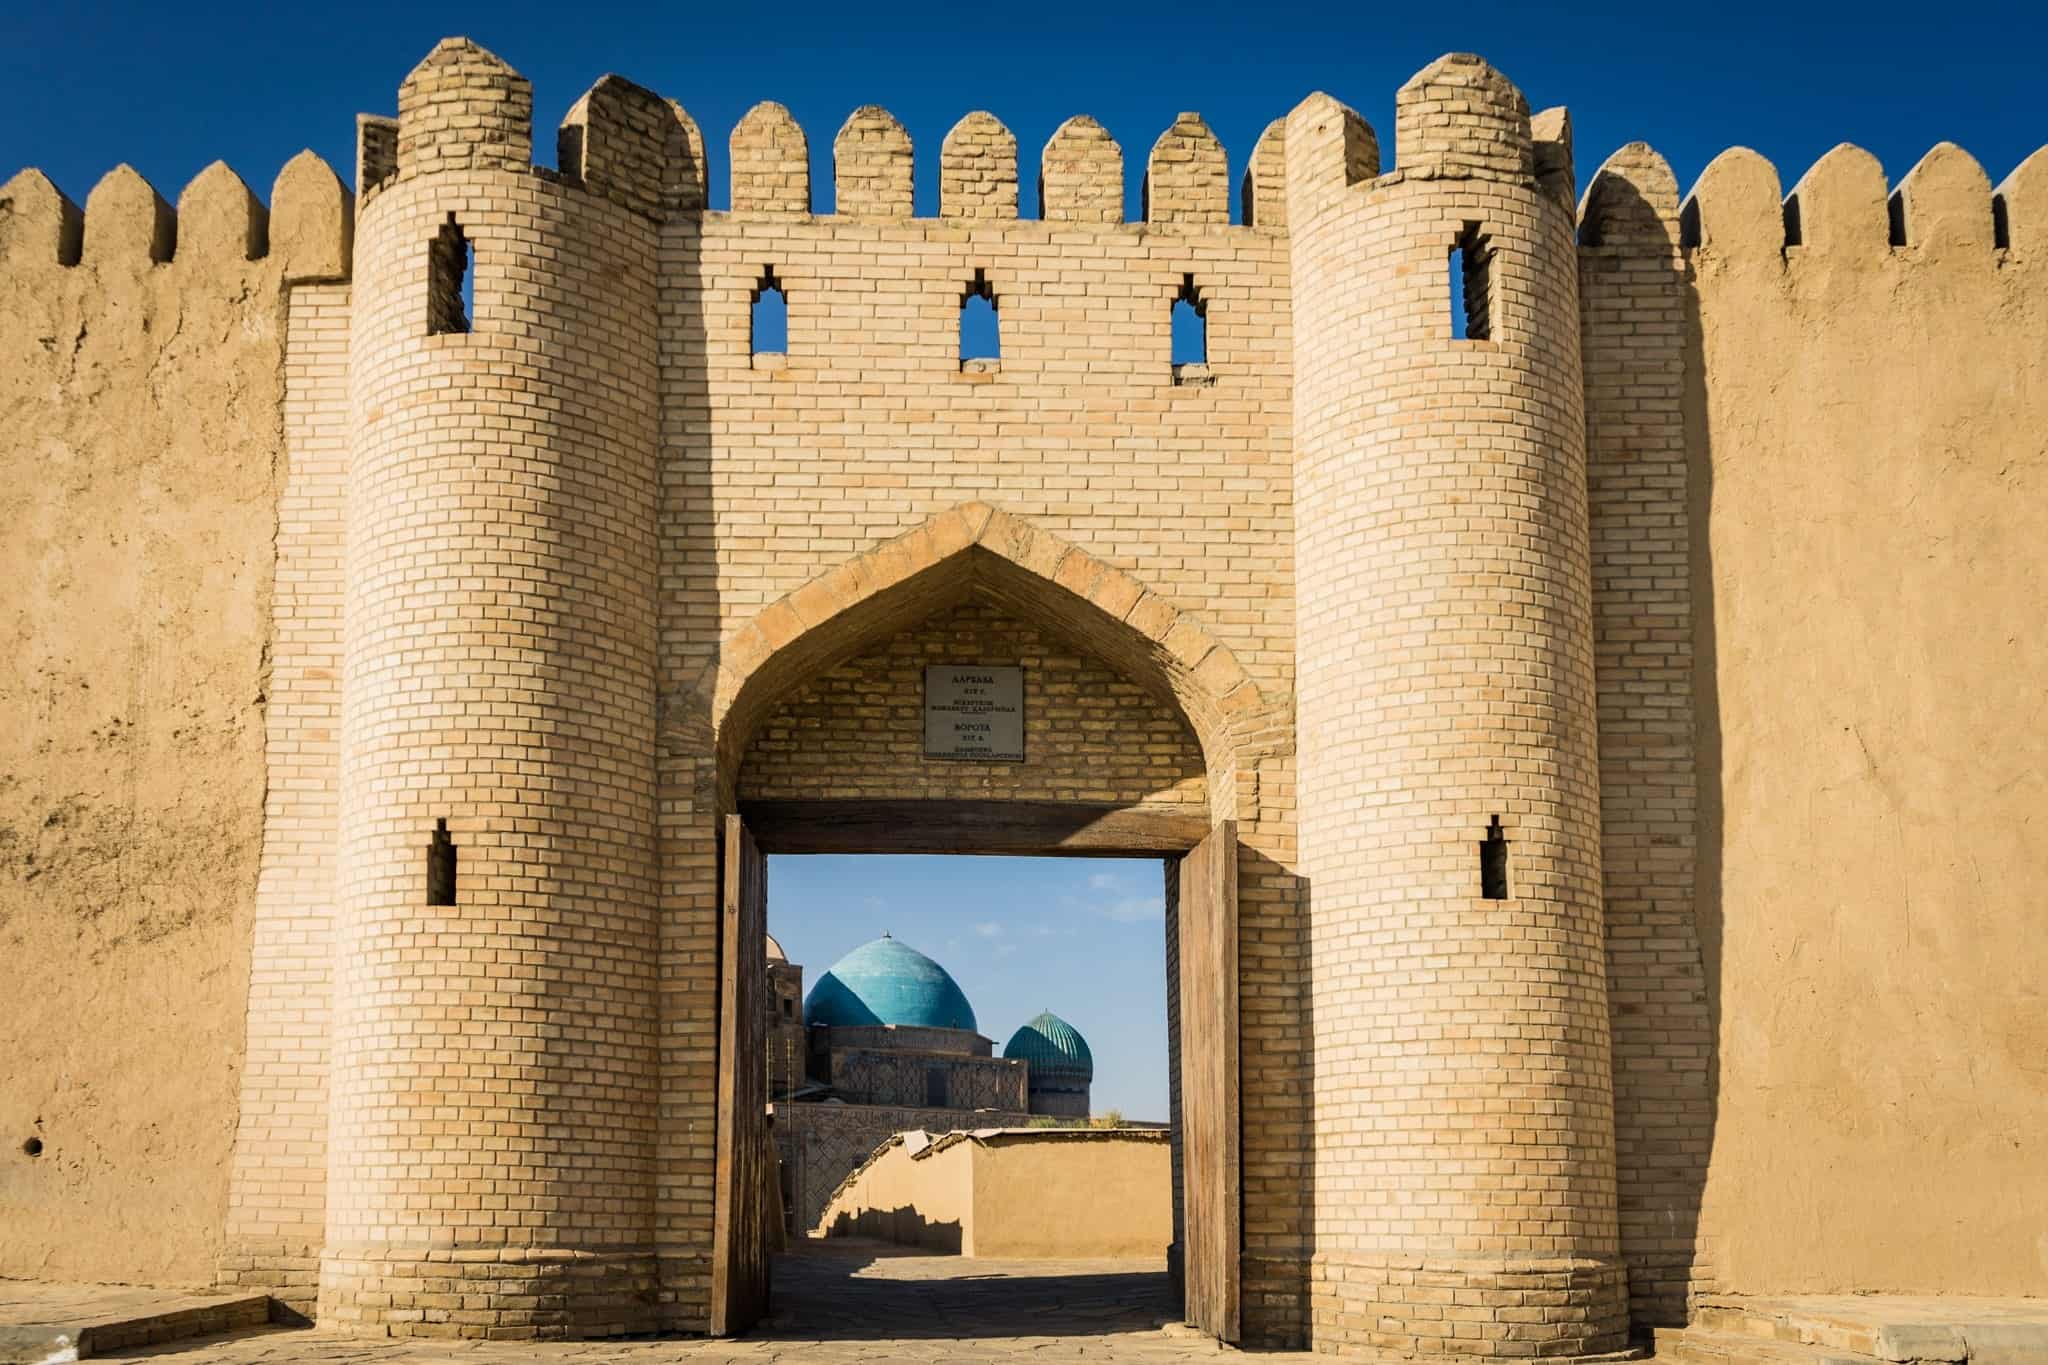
[739,600,1205,807]
[1286,59,1628,1357]
[219,283,351,1314]
[325,46,667,1338]
[10,35,2047,1356]
[1576,145,1715,1328]
[655,115,1308,1343]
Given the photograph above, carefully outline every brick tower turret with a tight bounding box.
[327,39,672,1337]
[1286,56,1628,1356]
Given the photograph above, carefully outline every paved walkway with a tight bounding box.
[97,1241,1306,1362]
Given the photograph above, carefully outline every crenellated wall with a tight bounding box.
[1584,131,2048,1310]
[1287,56,1627,1359]
[4,32,2047,1359]
[323,38,671,1338]
[654,81,1305,1348]
[0,149,349,1290]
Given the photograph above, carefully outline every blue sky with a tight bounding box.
[4,1,2042,223]
[771,855,1172,1119]
[6,2,2039,1117]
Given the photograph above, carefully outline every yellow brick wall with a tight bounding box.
[218,282,351,1313]
[739,600,1205,807]
[1577,144,1712,1329]
[654,115,1304,1339]
[318,43,670,1339]
[1286,58,1627,1357]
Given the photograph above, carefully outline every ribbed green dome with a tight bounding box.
[804,935,977,1032]
[1004,1010,1093,1080]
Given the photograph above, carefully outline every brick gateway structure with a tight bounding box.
[6,32,2047,1362]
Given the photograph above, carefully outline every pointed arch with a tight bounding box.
[694,503,1267,816]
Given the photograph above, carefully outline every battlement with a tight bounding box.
[1650,139,2046,261]
[941,112,1017,219]
[1395,53,1531,180]
[0,153,350,281]
[1577,143,1680,251]
[368,39,706,222]
[354,38,1292,231]
[1281,57,1568,233]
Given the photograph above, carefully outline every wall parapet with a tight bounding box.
[1673,138,2043,263]
[0,156,352,282]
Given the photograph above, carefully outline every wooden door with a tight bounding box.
[711,814,771,1335]
[1178,820,1241,1342]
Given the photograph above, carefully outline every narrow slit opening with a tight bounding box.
[1993,195,2011,251]
[960,268,999,365]
[1887,191,1909,247]
[1480,816,1509,901]
[1451,222,1492,341]
[1171,274,1207,366]
[427,818,457,907]
[427,214,471,335]
[751,265,787,355]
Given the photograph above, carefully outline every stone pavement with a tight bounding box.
[99,1241,1311,1362]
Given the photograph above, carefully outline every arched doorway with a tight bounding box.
[693,504,1260,1342]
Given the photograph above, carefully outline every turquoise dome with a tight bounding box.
[804,935,977,1032]
[1004,1010,1094,1080]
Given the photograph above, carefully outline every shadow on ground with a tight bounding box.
[752,1239,1178,1342]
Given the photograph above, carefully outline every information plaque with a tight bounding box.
[923,665,1024,761]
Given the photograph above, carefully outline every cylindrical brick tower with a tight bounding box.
[326,39,669,1337]
[1287,57,1628,1356]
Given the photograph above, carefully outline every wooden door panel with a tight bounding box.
[711,814,771,1335]
[1178,820,1240,1342]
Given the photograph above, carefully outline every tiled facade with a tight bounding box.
[8,27,2042,1362]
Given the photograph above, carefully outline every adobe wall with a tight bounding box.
[966,1131,1171,1258]
[813,1128,977,1251]
[814,1128,1172,1259]
[774,1100,1034,1235]
[1678,142,2048,1300]
[0,156,347,1287]
[1580,136,2048,1315]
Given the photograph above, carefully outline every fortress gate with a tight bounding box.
[8,30,2047,1363]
